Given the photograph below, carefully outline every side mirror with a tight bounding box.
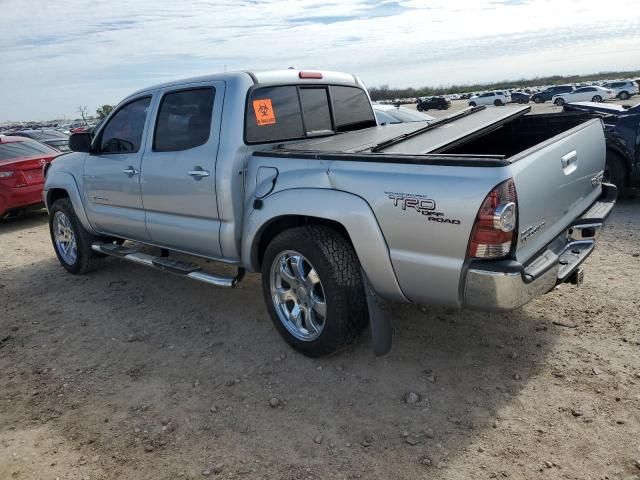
[69,132,92,153]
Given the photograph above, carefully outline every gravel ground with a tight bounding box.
[1,200,640,478]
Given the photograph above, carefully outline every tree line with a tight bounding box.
[368,70,640,101]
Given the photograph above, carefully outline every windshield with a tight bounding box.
[0,138,57,161]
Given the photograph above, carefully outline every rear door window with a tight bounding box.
[154,88,215,152]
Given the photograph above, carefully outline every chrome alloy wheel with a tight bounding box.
[270,250,327,341]
[53,211,78,265]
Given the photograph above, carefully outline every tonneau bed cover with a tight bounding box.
[258,105,531,158]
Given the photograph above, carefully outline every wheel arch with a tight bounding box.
[44,171,98,235]
[605,145,631,186]
[242,188,407,302]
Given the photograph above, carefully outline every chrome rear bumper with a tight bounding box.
[463,183,616,312]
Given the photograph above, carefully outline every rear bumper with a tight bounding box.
[463,183,616,311]
[0,184,45,218]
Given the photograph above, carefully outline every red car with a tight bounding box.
[0,136,60,219]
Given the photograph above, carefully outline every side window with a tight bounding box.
[99,97,151,153]
[330,86,376,132]
[299,87,333,134]
[154,88,215,152]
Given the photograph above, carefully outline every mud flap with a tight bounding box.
[362,270,392,356]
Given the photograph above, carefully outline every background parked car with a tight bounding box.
[10,129,70,152]
[552,86,614,105]
[531,85,574,103]
[0,136,59,219]
[602,80,639,100]
[468,91,510,107]
[416,96,450,111]
[373,104,435,124]
[509,92,530,104]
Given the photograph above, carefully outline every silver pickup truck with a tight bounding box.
[44,69,616,357]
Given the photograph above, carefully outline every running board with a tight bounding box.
[91,243,244,288]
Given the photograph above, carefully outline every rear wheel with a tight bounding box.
[604,151,628,198]
[592,95,602,102]
[494,99,503,106]
[554,98,565,106]
[437,104,443,110]
[49,198,102,274]
[261,225,368,357]
[618,91,630,100]
[533,97,542,104]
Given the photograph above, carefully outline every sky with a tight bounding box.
[1,0,639,121]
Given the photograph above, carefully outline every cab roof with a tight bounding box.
[128,69,361,99]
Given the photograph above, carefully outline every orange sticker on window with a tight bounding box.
[252,98,276,126]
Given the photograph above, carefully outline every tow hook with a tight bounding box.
[568,267,584,286]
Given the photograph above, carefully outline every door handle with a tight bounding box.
[123,166,140,177]
[561,150,578,175]
[188,167,210,179]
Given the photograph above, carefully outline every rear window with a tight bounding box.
[330,86,376,132]
[0,138,57,161]
[245,84,375,144]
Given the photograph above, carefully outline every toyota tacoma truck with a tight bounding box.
[43,69,616,357]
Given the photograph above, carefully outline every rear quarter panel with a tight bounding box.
[247,155,509,307]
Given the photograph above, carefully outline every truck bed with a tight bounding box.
[251,105,607,308]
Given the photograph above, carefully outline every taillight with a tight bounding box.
[468,178,518,259]
[0,169,28,188]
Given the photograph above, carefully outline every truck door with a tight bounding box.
[84,95,153,241]
[140,81,225,258]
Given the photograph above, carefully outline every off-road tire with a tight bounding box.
[49,198,103,274]
[604,151,628,198]
[261,225,368,357]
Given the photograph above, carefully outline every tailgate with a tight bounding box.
[510,118,606,263]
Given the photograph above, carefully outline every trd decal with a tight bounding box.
[385,192,461,225]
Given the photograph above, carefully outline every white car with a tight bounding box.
[468,91,510,107]
[602,80,639,100]
[551,86,614,106]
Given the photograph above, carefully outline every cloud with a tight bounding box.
[1,0,638,120]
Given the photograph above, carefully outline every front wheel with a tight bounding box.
[469,101,476,107]
[554,98,565,106]
[49,198,102,274]
[261,225,368,357]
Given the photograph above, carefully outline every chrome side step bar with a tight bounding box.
[91,243,244,288]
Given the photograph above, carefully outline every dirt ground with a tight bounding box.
[1,199,639,480]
